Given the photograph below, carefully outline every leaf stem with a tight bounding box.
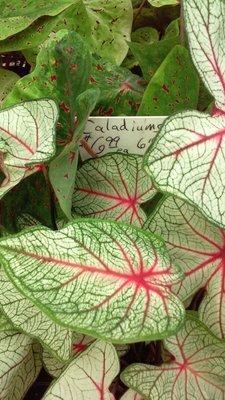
[43,166,58,231]
[133,0,147,24]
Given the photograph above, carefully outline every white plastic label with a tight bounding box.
[79,116,167,160]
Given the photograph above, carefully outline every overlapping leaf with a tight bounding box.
[0,270,73,360]
[0,69,19,105]
[72,154,157,227]
[145,195,225,339]
[121,313,225,400]
[42,340,119,400]
[0,219,184,342]
[0,99,57,199]
[0,330,42,400]
[144,0,225,229]
[138,45,199,115]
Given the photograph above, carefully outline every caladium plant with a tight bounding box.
[0,0,225,399]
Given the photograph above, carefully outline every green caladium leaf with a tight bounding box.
[138,45,199,115]
[0,270,73,360]
[0,99,57,199]
[131,27,159,44]
[0,330,42,400]
[145,195,225,339]
[120,390,143,400]
[0,219,184,342]
[0,69,19,104]
[148,0,179,6]
[42,340,119,400]
[121,313,225,400]
[0,0,75,40]
[144,0,225,229]
[0,313,12,331]
[163,19,180,39]
[72,154,157,227]
[0,0,133,66]
[43,333,95,378]
[88,58,145,116]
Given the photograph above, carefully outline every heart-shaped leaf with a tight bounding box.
[42,340,119,400]
[0,330,42,400]
[138,45,199,115]
[0,99,57,199]
[144,0,225,229]
[0,270,73,360]
[145,195,225,339]
[72,154,157,227]
[121,313,225,400]
[0,219,184,342]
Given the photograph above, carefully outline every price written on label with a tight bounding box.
[79,116,167,160]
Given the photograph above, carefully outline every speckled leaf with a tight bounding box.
[0,69,19,105]
[121,313,225,400]
[0,270,73,360]
[43,333,95,378]
[138,45,199,115]
[0,330,42,400]
[145,195,225,339]
[144,111,225,229]
[0,99,57,199]
[0,0,75,40]
[0,219,184,342]
[89,58,145,116]
[72,154,157,227]
[0,0,132,66]
[120,390,143,400]
[42,341,119,400]
[183,0,225,113]
[148,0,179,6]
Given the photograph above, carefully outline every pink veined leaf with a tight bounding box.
[145,195,225,339]
[120,389,143,399]
[42,340,120,400]
[0,219,184,342]
[183,0,225,113]
[72,154,157,227]
[0,99,58,199]
[121,313,225,400]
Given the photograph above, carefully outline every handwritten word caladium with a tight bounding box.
[145,196,225,339]
[0,220,185,342]
[0,99,57,199]
[72,154,156,227]
[121,313,225,400]
[144,0,225,229]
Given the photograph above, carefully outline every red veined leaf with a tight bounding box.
[0,99,58,199]
[0,219,184,342]
[145,195,225,339]
[121,313,225,400]
[72,154,157,227]
[42,340,119,400]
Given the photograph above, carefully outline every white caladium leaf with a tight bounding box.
[43,333,95,378]
[121,313,225,400]
[72,154,156,227]
[144,111,225,228]
[145,195,225,339]
[0,99,58,199]
[42,340,119,400]
[183,0,225,112]
[0,330,42,400]
[120,389,143,400]
[0,270,73,361]
[0,220,184,342]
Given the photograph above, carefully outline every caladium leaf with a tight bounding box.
[0,330,42,400]
[183,0,225,113]
[43,333,95,378]
[138,45,199,115]
[0,219,184,342]
[120,390,143,400]
[145,195,225,339]
[72,154,157,227]
[0,69,19,105]
[0,0,75,40]
[148,0,179,6]
[0,313,12,331]
[0,99,57,199]
[121,313,225,400]
[0,270,73,360]
[42,340,119,400]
